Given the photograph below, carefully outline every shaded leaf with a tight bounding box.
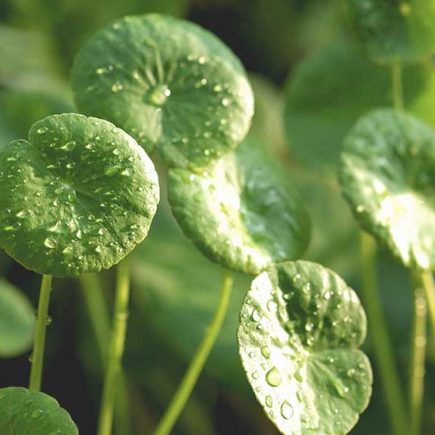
[346,0,435,63]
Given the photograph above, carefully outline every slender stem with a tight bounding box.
[79,274,130,434]
[154,270,234,435]
[97,260,131,435]
[79,274,110,362]
[392,62,404,111]
[420,271,435,346]
[360,232,408,435]
[409,270,427,435]
[29,275,53,391]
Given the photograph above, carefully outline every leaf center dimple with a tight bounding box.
[146,84,171,106]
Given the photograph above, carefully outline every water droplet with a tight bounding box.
[105,166,118,176]
[148,85,171,106]
[252,371,260,380]
[61,140,76,151]
[111,82,123,93]
[261,346,270,359]
[280,401,293,419]
[266,367,282,387]
[44,238,56,249]
[37,127,48,134]
[265,395,273,407]
[356,205,365,213]
[16,210,26,218]
[251,308,261,322]
[221,97,230,107]
[45,316,52,326]
[305,322,314,332]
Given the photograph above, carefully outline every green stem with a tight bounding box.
[154,270,234,435]
[392,62,404,111]
[97,260,131,435]
[79,274,130,435]
[420,271,435,345]
[409,270,427,435]
[360,232,408,435]
[79,274,110,362]
[29,275,53,391]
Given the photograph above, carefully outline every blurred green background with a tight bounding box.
[0,0,434,434]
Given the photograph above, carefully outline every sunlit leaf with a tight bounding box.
[238,261,372,435]
[339,109,435,271]
[0,113,159,276]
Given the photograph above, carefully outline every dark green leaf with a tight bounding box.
[0,387,78,434]
[0,279,34,358]
[346,0,435,63]
[71,14,254,168]
[168,139,310,274]
[238,261,372,434]
[0,113,159,276]
[284,41,435,167]
[339,109,435,270]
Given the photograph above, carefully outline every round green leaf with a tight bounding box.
[284,41,435,168]
[168,139,310,275]
[0,113,159,277]
[346,0,435,63]
[71,14,254,168]
[339,109,435,271]
[0,279,34,358]
[238,261,372,435]
[0,387,78,434]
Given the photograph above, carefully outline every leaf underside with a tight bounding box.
[238,261,372,435]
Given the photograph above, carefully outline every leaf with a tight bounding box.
[71,14,254,168]
[339,109,435,271]
[0,387,78,434]
[0,113,159,276]
[167,139,310,275]
[346,0,435,63]
[284,41,435,168]
[0,279,34,358]
[238,261,372,435]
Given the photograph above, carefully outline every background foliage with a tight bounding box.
[0,0,433,433]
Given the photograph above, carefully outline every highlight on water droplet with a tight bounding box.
[266,367,282,387]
